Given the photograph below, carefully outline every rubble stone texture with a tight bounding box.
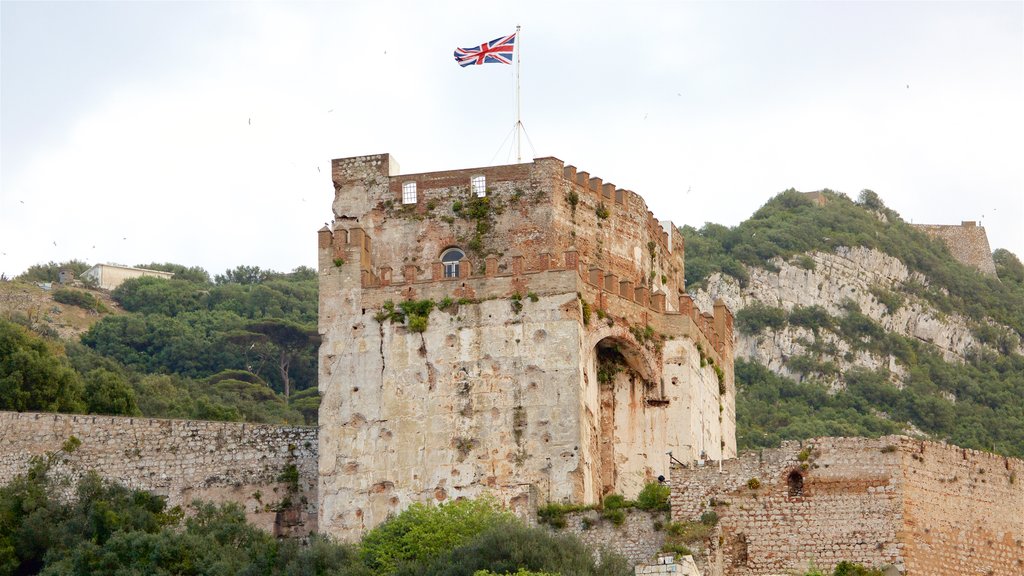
[318,154,736,540]
[912,221,997,276]
[671,436,1023,575]
[0,411,318,536]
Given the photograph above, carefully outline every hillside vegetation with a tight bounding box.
[1,263,319,425]
[0,461,628,576]
[683,190,1024,458]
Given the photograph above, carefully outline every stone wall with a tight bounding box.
[912,221,997,276]
[670,436,1024,576]
[562,508,667,566]
[900,440,1023,576]
[0,411,318,536]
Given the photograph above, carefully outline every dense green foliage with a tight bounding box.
[735,359,901,450]
[15,261,90,284]
[681,190,1024,339]
[0,320,86,414]
[360,498,515,575]
[1,464,623,576]
[401,523,628,576]
[3,262,319,425]
[0,460,367,576]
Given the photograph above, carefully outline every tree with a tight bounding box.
[361,498,515,575]
[0,319,85,413]
[16,260,90,283]
[240,319,319,400]
[135,262,212,284]
[215,265,273,285]
[83,369,140,416]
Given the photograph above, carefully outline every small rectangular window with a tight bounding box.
[471,175,486,197]
[402,182,417,204]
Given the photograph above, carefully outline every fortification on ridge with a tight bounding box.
[317,154,735,540]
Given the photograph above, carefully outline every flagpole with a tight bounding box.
[515,24,521,163]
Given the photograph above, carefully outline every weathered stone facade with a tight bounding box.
[671,436,1023,576]
[318,154,736,540]
[912,221,997,276]
[0,411,318,536]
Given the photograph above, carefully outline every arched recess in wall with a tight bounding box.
[589,334,655,501]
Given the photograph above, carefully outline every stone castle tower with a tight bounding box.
[317,154,736,540]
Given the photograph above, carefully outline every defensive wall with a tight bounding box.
[911,221,997,276]
[318,154,736,541]
[671,435,1023,576]
[0,411,318,537]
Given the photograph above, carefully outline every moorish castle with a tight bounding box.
[0,154,1020,575]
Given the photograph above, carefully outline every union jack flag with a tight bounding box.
[454,32,516,67]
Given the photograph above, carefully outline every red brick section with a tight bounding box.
[327,153,733,365]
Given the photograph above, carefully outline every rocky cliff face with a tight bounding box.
[692,246,1017,388]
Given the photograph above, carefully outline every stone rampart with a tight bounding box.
[670,436,1023,575]
[912,221,997,276]
[0,411,318,536]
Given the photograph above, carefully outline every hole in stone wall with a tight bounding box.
[787,470,804,497]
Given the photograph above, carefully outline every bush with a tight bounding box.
[361,498,514,575]
[52,288,104,313]
[404,522,630,576]
[635,482,670,511]
[735,302,787,335]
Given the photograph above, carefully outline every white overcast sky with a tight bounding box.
[1,1,1022,279]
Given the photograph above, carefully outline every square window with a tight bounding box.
[402,182,417,204]
[471,175,486,197]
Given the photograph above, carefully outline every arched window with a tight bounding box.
[441,248,465,278]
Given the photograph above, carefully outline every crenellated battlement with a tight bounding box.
[319,223,731,366]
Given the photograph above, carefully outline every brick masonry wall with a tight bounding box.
[670,436,1024,576]
[0,411,318,536]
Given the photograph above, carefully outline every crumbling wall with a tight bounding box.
[900,440,1023,576]
[670,436,1024,576]
[0,411,318,536]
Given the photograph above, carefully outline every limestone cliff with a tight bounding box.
[691,246,1020,388]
